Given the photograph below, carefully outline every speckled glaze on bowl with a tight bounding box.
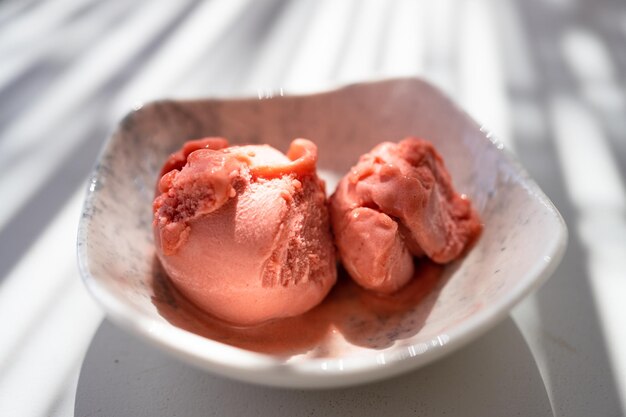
[77,78,567,388]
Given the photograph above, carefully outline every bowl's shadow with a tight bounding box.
[74,318,552,417]
[151,257,452,356]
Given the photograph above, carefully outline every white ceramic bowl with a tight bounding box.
[77,78,567,388]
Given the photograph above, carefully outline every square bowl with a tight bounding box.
[77,78,567,388]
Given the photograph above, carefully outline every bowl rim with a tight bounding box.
[77,77,568,388]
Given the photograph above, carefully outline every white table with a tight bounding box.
[1,1,624,416]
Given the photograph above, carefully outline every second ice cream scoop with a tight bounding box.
[329,138,482,294]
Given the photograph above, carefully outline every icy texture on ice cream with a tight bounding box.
[329,138,481,294]
[153,138,337,325]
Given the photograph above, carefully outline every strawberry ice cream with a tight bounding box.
[329,138,481,294]
[153,138,337,325]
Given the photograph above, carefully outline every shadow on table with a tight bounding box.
[75,318,553,417]
[501,1,625,415]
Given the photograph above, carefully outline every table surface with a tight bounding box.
[1,0,625,416]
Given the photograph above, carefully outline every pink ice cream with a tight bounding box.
[329,138,482,294]
[153,138,337,325]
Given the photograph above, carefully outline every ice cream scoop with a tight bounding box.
[153,138,337,325]
[329,138,482,294]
